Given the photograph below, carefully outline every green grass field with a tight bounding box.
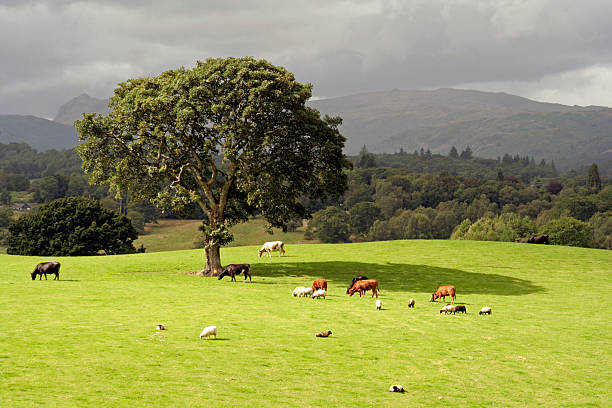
[1,240,611,407]
[134,217,316,253]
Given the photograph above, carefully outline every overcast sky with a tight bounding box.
[2,0,612,118]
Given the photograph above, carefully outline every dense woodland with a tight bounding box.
[1,142,611,250]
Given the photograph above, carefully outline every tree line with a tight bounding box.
[306,161,612,250]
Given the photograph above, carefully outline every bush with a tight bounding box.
[543,216,594,248]
[309,206,350,243]
[7,197,139,256]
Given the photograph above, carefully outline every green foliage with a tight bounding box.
[586,163,602,192]
[309,206,350,243]
[7,196,138,256]
[589,212,612,249]
[544,216,594,247]
[451,213,536,242]
[0,143,83,178]
[0,207,13,228]
[348,202,380,237]
[76,57,349,272]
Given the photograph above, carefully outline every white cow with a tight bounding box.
[258,241,286,257]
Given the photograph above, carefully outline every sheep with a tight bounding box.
[312,289,327,299]
[316,330,332,337]
[454,305,467,314]
[156,324,166,330]
[440,304,456,315]
[299,287,314,297]
[408,298,415,308]
[376,299,382,310]
[479,307,492,315]
[292,286,306,297]
[199,326,217,340]
[389,385,405,393]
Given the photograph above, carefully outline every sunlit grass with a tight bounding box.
[1,240,611,406]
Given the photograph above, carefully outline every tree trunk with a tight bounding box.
[200,238,224,276]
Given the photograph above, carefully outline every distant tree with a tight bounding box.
[449,146,459,158]
[460,146,473,159]
[544,216,593,248]
[309,206,350,243]
[0,189,10,206]
[589,212,612,250]
[348,202,381,237]
[357,145,377,168]
[7,197,139,256]
[545,181,563,195]
[497,168,504,182]
[586,163,602,192]
[0,207,13,228]
[34,174,69,203]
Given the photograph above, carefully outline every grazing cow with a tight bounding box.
[312,279,327,292]
[257,241,285,257]
[346,275,368,294]
[31,262,60,280]
[218,264,251,282]
[430,285,456,304]
[348,279,379,298]
[528,234,549,244]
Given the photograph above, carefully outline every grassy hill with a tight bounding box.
[134,218,317,253]
[1,240,610,406]
[0,115,78,151]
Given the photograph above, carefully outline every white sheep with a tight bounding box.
[199,325,217,340]
[312,289,327,299]
[389,384,405,393]
[299,287,314,297]
[440,304,456,315]
[376,299,382,310]
[479,306,492,315]
[292,286,306,297]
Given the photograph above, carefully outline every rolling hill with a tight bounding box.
[2,88,612,172]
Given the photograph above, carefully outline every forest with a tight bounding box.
[1,142,610,250]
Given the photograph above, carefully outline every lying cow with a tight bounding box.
[529,234,549,244]
[257,241,285,258]
[31,262,61,280]
[430,285,456,304]
[218,264,251,282]
[348,279,379,298]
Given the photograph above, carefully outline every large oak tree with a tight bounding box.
[76,57,349,275]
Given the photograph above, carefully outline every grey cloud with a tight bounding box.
[1,0,612,117]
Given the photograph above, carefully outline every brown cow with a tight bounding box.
[429,285,456,304]
[348,279,379,298]
[312,279,327,292]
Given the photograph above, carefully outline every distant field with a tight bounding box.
[1,240,611,406]
[134,217,317,253]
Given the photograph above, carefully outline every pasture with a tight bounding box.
[1,240,611,407]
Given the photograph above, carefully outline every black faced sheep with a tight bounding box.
[408,298,415,308]
[316,330,332,337]
[479,307,492,315]
[389,385,405,392]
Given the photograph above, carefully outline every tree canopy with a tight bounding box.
[7,197,138,256]
[76,57,349,274]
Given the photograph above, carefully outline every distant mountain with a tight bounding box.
[309,88,612,171]
[54,94,110,125]
[0,115,78,151]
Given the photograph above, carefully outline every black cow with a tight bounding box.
[218,264,251,282]
[346,275,368,294]
[528,234,549,244]
[31,262,60,280]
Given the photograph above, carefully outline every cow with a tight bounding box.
[348,279,379,298]
[346,275,368,294]
[257,241,286,257]
[429,285,456,304]
[528,234,549,244]
[218,264,251,282]
[312,279,327,292]
[31,262,60,280]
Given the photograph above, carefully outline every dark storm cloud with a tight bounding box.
[1,0,612,117]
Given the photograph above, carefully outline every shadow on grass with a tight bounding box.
[250,261,544,296]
